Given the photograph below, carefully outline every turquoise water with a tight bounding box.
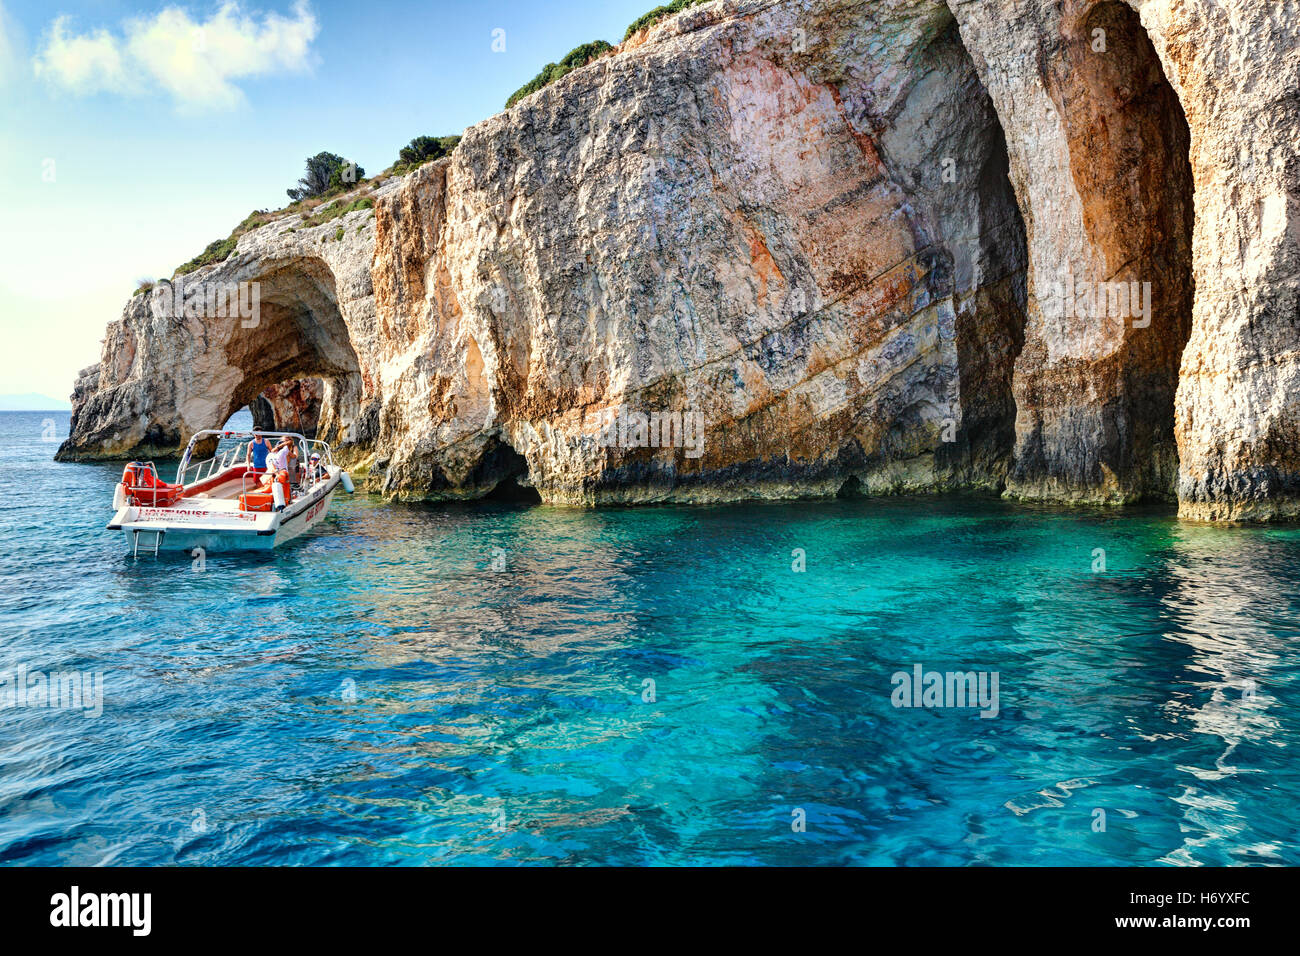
[2,409,1299,865]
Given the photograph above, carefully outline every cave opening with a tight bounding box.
[837,475,864,498]
[1005,0,1196,501]
[213,257,363,452]
[474,435,542,504]
[919,0,1194,502]
[1066,0,1195,500]
[894,11,1030,490]
[222,405,252,430]
[250,378,324,437]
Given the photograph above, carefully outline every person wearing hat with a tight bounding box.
[306,452,329,485]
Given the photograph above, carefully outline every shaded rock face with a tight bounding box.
[59,0,1300,521]
[251,378,324,437]
[991,0,1196,503]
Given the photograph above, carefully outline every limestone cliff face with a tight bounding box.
[57,193,381,460]
[58,0,1300,521]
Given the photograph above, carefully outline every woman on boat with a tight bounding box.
[246,432,270,472]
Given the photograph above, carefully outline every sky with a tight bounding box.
[0,0,654,402]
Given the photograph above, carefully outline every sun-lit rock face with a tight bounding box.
[59,0,1300,521]
[56,195,380,463]
[359,0,1034,504]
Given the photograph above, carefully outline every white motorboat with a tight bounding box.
[107,429,356,555]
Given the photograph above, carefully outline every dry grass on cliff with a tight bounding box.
[300,195,375,229]
[173,183,375,275]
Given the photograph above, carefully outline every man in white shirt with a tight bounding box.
[267,438,293,472]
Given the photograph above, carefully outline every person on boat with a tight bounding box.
[267,437,295,473]
[266,437,302,491]
[246,432,271,472]
[306,453,328,484]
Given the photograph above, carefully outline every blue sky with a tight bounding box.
[0,0,654,400]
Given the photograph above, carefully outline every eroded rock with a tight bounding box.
[58,0,1300,521]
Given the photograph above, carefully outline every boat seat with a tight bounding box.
[121,463,184,507]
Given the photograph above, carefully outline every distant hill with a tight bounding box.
[0,393,72,411]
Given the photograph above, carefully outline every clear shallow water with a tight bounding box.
[1,410,1299,865]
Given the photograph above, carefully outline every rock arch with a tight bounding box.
[942,0,1196,503]
[210,256,362,445]
[56,250,365,462]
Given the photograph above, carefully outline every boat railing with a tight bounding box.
[300,438,335,467]
[239,471,263,510]
[178,447,241,487]
[178,429,333,494]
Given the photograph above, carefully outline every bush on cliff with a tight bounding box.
[397,135,461,168]
[286,151,367,202]
[505,40,613,108]
[624,0,709,41]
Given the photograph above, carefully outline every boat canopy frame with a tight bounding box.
[177,429,335,486]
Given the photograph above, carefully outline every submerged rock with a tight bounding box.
[58,0,1300,520]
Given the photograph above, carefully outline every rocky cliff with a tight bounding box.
[58,0,1300,520]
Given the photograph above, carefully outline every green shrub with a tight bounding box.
[133,278,155,296]
[173,209,278,276]
[174,236,237,276]
[286,151,366,202]
[506,40,613,108]
[334,226,345,241]
[624,0,709,41]
[397,135,461,167]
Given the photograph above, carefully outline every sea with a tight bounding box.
[1,409,1298,864]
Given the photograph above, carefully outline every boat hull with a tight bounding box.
[113,477,339,554]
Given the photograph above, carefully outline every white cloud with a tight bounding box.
[32,1,317,110]
[33,17,133,94]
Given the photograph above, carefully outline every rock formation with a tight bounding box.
[252,378,323,437]
[58,0,1300,520]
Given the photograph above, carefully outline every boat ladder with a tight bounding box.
[132,528,164,558]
